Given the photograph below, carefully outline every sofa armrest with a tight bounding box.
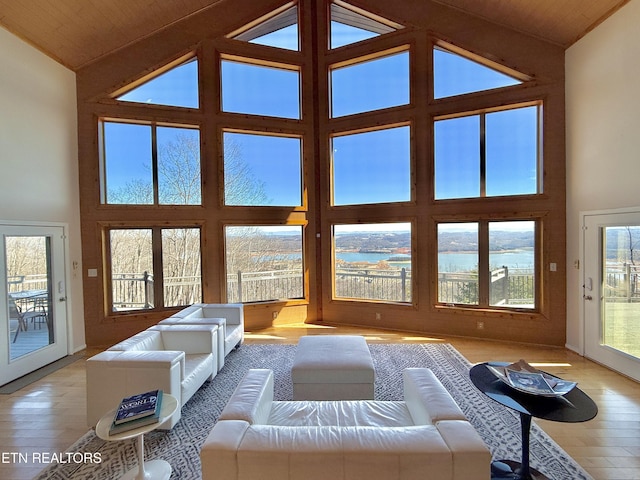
[219,369,273,425]
[86,350,185,427]
[436,420,492,480]
[403,368,466,425]
[201,420,250,480]
[196,303,244,326]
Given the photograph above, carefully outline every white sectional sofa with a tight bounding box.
[86,324,218,429]
[159,303,244,371]
[201,368,491,480]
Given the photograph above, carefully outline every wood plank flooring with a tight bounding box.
[1,323,639,480]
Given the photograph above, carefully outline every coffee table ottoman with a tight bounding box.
[291,335,375,400]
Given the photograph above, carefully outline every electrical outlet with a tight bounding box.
[375,312,381,320]
[477,321,484,330]
[272,311,278,319]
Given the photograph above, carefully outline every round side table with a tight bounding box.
[470,363,597,480]
[96,393,178,480]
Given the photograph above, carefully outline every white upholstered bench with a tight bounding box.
[291,335,375,400]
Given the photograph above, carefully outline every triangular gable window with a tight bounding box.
[330,1,404,49]
[433,43,530,99]
[116,57,199,108]
[228,4,299,51]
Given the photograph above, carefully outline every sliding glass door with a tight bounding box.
[1,224,68,386]
[583,211,640,382]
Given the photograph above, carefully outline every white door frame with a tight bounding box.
[0,221,71,386]
[581,207,640,382]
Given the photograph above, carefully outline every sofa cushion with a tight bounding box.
[269,400,414,427]
[182,353,215,403]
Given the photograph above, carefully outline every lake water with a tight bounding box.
[336,251,534,272]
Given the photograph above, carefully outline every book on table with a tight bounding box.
[109,390,163,435]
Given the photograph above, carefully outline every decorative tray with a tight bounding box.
[487,359,577,397]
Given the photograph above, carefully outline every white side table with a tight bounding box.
[96,393,178,480]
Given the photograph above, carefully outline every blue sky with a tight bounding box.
[107,22,536,214]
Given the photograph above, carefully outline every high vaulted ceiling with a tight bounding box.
[0,0,630,71]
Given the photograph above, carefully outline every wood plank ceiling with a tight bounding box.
[0,0,631,71]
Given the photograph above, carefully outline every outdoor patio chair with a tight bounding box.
[8,297,47,343]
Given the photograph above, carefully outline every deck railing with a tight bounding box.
[15,262,640,312]
[438,267,534,306]
[111,266,533,307]
[604,263,640,302]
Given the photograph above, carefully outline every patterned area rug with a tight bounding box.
[36,343,592,480]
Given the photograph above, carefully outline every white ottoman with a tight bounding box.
[291,335,375,400]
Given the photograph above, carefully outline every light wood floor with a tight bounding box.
[1,323,639,480]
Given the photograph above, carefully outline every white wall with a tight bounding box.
[565,0,640,351]
[0,27,85,352]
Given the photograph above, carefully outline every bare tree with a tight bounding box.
[625,226,639,266]
[223,139,271,206]
[106,135,272,307]
[159,133,201,205]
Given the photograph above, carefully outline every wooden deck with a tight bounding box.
[9,319,51,360]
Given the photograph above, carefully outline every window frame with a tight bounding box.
[222,222,308,305]
[328,45,411,118]
[221,128,306,209]
[329,122,413,207]
[331,220,415,305]
[433,101,543,201]
[219,54,303,120]
[98,118,203,206]
[434,217,541,313]
[103,223,204,316]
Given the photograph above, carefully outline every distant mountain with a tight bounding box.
[334,230,534,253]
[335,231,410,253]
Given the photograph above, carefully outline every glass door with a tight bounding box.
[583,211,640,382]
[1,224,68,386]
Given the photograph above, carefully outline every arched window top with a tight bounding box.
[330,0,405,49]
[114,56,199,109]
[227,3,300,51]
[433,41,532,99]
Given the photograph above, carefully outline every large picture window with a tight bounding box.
[224,225,304,303]
[87,1,556,330]
[331,125,411,206]
[108,227,202,312]
[333,223,412,303]
[434,105,539,200]
[437,220,536,309]
[101,121,201,205]
[223,131,303,207]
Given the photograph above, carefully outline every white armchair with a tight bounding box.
[159,303,244,370]
[86,324,218,429]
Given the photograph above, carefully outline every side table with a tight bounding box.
[96,393,178,480]
[470,362,597,480]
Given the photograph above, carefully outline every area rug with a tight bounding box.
[35,343,592,480]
